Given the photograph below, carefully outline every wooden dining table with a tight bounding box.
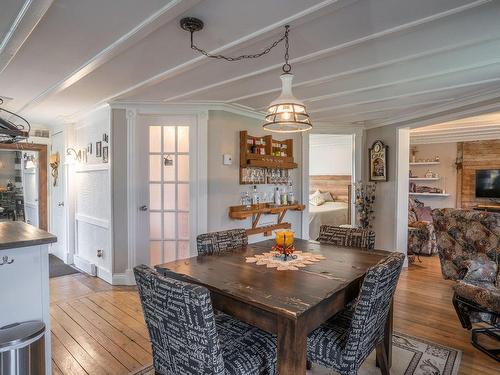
[155,239,394,375]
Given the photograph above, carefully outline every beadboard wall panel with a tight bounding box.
[459,139,500,208]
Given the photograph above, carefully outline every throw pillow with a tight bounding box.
[462,255,498,284]
[320,191,334,202]
[415,206,433,223]
[310,195,326,206]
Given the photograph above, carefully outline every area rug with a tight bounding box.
[49,254,80,278]
[131,332,461,375]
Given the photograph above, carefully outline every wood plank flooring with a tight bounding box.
[50,256,499,375]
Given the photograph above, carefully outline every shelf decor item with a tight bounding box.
[354,182,376,229]
[369,140,388,181]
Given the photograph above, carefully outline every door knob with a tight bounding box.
[58,202,64,207]
[139,205,148,211]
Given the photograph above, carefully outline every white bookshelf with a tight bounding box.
[409,161,440,166]
[409,177,440,181]
[409,192,450,197]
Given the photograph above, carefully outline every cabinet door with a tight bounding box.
[0,246,43,326]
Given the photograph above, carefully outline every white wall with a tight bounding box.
[309,134,352,175]
[71,106,113,282]
[409,142,457,208]
[207,110,303,242]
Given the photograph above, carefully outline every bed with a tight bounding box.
[308,175,352,240]
[309,201,349,240]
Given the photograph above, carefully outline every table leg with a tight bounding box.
[377,301,393,369]
[277,316,307,375]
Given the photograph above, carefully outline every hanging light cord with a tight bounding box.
[0,97,31,131]
[190,25,291,73]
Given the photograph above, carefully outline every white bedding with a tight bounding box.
[309,201,349,240]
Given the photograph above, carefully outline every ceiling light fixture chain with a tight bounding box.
[180,17,311,133]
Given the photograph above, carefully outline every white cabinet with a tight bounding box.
[0,244,51,375]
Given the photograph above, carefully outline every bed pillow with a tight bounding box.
[309,190,321,201]
[310,195,326,206]
[320,191,334,202]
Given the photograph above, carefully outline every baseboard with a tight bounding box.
[73,255,113,284]
[112,269,136,286]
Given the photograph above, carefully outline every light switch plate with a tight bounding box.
[223,154,232,165]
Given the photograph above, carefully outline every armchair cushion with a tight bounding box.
[415,206,433,223]
[453,280,500,314]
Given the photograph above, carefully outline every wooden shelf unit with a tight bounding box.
[239,131,298,184]
[229,203,305,236]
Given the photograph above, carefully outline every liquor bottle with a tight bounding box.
[287,182,294,204]
[274,187,281,205]
[252,185,259,205]
[251,139,257,154]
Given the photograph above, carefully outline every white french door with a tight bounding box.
[22,151,39,227]
[135,114,204,266]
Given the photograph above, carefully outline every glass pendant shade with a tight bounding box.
[25,158,36,169]
[263,73,312,133]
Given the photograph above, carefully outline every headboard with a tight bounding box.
[309,175,352,220]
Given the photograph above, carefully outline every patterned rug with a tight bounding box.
[131,332,461,375]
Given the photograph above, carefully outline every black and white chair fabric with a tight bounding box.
[307,252,405,375]
[134,265,276,375]
[197,229,248,256]
[317,225,376,250]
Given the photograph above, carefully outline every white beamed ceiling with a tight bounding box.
[1,0,500,127]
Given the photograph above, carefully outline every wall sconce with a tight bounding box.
[66,148,82,162]
[24,154,36,169]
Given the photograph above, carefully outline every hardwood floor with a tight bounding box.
[49,257,499,375]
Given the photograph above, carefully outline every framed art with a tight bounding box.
[102,146,109,163]
[369,140,388,182]
[96,141,102,157]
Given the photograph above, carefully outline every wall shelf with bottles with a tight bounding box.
[240,131,297,184]
[229,203,305,236]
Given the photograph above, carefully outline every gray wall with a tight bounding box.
[0,151,17,187]
[364,126,399,251]
[207,110,303,242]
[111,108,129,273]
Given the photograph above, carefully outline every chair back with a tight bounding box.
[432,209,500,280]
[196,229,248,255]
[317,225,375,250]
[344,252,405,367]
[133,265,225,375]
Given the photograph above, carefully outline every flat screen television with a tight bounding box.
[475,169,500,198]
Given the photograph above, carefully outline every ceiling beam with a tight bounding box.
[17,0,202,115]
[0,0,54,75]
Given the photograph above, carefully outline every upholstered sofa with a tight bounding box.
[432,208,499,360]
[407,197,437,256]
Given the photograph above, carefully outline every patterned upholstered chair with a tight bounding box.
[407,197,437,257]
[307,252,405,375]
[197,229,248,256]
[134,265,277,374]
[432,208,499,361]
[317,225,375,250]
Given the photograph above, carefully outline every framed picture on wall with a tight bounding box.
[102,146,109,163]
[369,140,388,182]
[96,141,102,157]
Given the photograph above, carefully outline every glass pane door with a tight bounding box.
[148,125,190,265]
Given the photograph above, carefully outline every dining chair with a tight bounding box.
[134,265,277,375]
[317,225,376,250]
[196,228,248,255]
[307,252,405,375]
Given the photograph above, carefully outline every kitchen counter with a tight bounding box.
[0,221,56,374]
[0,221,56,250]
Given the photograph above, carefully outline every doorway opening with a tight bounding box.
[307,134,354,240]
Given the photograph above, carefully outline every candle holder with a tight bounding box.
[272,230,296,261]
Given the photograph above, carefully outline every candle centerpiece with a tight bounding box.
[272,229,296,261]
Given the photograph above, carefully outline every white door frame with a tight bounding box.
[301,124,364,239]
[122,105,208,282]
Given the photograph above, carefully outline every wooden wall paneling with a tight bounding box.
[459,140,500,209]
[0,143,48,230]
[309,175,352,203]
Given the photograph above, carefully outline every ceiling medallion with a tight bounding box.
[180,18,312,133]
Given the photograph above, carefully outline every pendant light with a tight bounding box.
[262,27,312,133]
[180,20,312,133]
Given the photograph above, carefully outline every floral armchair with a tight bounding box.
[432,208,499,360]
[407,197,437,256]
